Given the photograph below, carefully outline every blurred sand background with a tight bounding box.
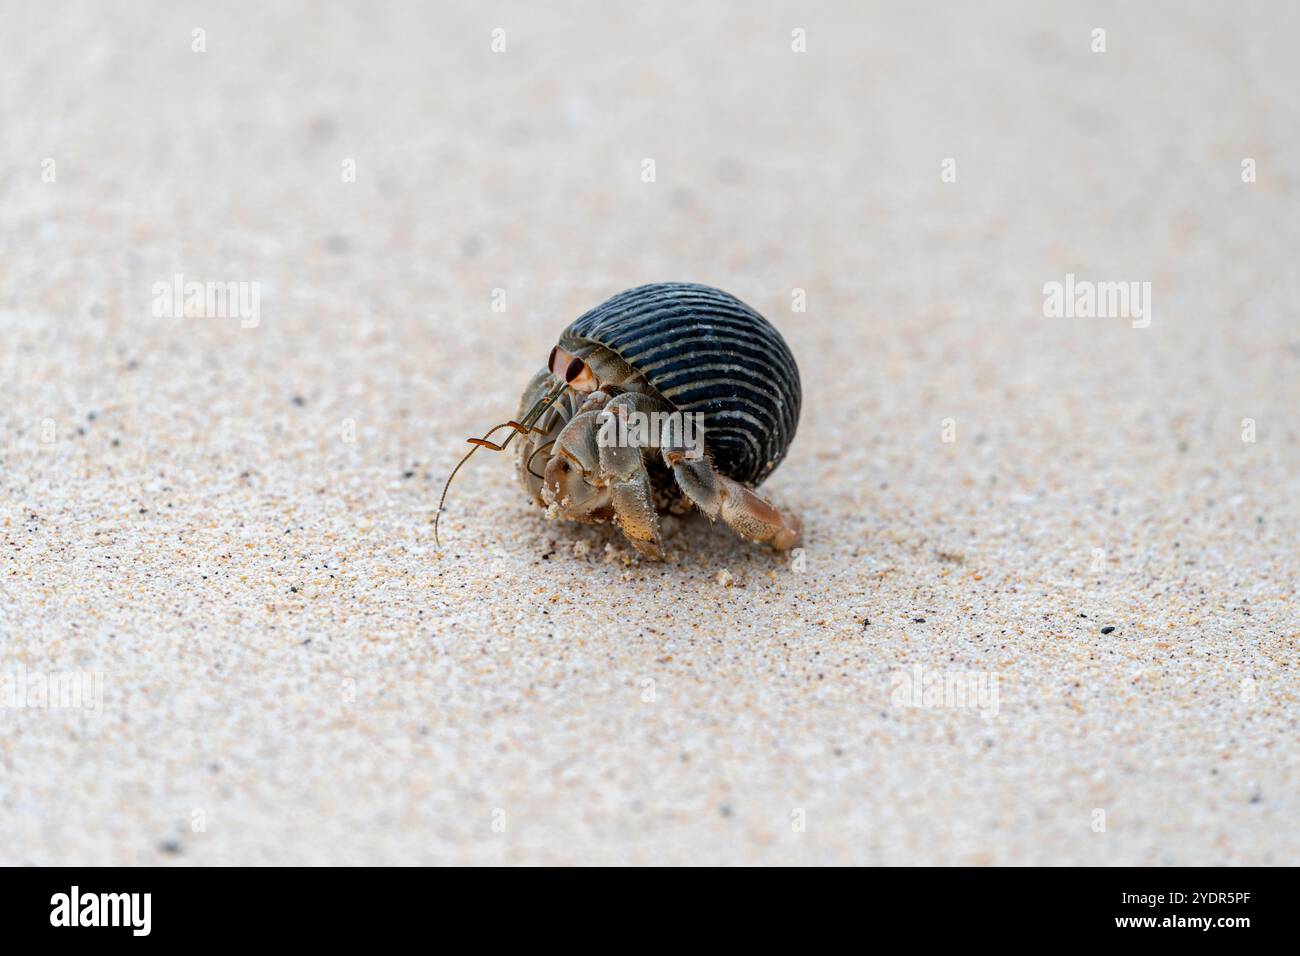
[1,1,1297,865]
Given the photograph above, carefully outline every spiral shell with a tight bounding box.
[559,282,801,486]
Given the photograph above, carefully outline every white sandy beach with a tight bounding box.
[1,1,1297,864]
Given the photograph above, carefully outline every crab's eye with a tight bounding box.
[548,345,571,379]
[565,358,596,391]
[548,346,597,392]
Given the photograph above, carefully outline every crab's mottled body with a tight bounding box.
[511,283,803,559]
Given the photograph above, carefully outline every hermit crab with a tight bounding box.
[436,282,802,559]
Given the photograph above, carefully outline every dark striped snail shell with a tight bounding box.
[558,282,801,487]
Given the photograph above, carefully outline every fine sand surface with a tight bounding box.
[2,1,1297,865]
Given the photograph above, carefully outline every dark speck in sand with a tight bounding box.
[1101,626,1115,634]
[719,805,734,818]
[913,617,926,623]
[158,840,183,855]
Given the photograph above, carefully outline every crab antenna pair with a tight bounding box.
[434,378,568,547]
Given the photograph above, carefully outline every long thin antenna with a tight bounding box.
[525,439,557,480]
[434,379,567,547]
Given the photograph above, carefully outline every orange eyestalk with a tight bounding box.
[549,346,597,392]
